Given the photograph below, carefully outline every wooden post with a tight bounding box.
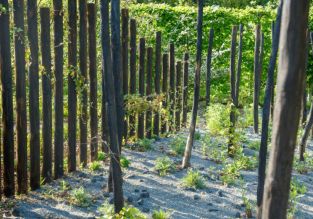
[256,2,283,217]
[137,38,145,139]
[261,1,309,218]
[206,28,214,106]
[161,53,169,134]
[182,0,204,168]
[153,31,161,136]
[53,0,64,179]
[40,7,53,184]
[122,9,129,141]
[79,0,88,166]
[27,0,40,190]
[253,24,261,134]
[175,61,182,131]
[100,0,124,212]
[68,0,78,172]
[129,19,137,137]
[88,3,98,161]
[0,0,15,197]
[182,53,189,127]
[146,47,153,138]
[14,0,28,194]
[169,43,175,132]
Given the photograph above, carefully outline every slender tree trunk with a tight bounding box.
[137,38,145,139]
[235,24,243,107]
[300,100,313,161]
[261,1,309,218]
[154,32,162,136]
[169,43,176,132]
[256,2,283,218]
[27,0,40,190]
[253,24,261,134]
[175,61,182,131]
[40,7,52,184]
[146,47,153,138]
[206,28,214,106]
[182,0,204,168]
[100,0,124,213]
[182,53,189,127]
[161,53,169,134]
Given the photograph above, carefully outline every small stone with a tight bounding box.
[142,207,150,213]
[140,191,150,198]
[137,199,144,206]
[185,187,196,192]
[78,173,87,178]
[91,178,97,183]
[126,196,134,203]
[103,192,111,197]
[12,208,21,217]
[109,197,114,204]
[209,209,218,212]
[199,167,205,171]
[218,190,224,197]
[207,203,213,206]
[134,189,140,193]
[139,179,144,182]
[235,212,241,218]
[193,194,200,200]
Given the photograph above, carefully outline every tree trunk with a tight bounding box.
[256,2,283,218]
[300,100,313,161]
[146,47,153,138]
[154,32,162,136]
[206,28,214,106]
[235,24,243,107]
[137,38,145,139]
[175,61,182,131]
[182,0,204,168]
[253,24,261,134]
[169,43,176,132]
[161,53,169,134]
[261,1,309,218]
[182,53,189,127]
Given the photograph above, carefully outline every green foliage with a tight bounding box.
[60,180,71,191]
[71,187,92,207]
[98,151,108,161]
[182,170,206,189]
[155,156,174,176]
[220,162,241,186]
[201,135,227,163]
[120,156,131,168]
[169,136,186,156]
[133,138,155,151]
[206,104,231,135]
[288,179,307,218]
[89,161,101,171]
[99,202,146,219]
[152,209,171,219]
[194,131,201,140]
[125,94,165,115]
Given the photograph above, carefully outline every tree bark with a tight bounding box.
[261,1,309,218]
[235,24,243,107]
[169,43,176,132]
[161,53,169,134]
[206,28,214,106]
[253,24,261,134]
[182,53,189,127]
[182,0,204,168]
[175,61,182,131]
[300,100,313,161]
[137,38,145,139]
[146,47,153,138]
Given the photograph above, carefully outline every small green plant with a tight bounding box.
[169,136,186,156]
[89,161,101,171]
[152,209,171,219]
[99,202,146,219]
[71,187,91,207]
[246,140,260,151]
[135,138,154,151]
[235,155,257,171]
[98,151,108,161]
[288,179,307,218]
[182,170,205,189]
[220,162,241,186]
[206,104,231,136]
[201,135,227,163]
[240,182,253,218]
[194,131,201,140]
[60,180,71,191]
[120,156,131,168]
[154,156,174,176]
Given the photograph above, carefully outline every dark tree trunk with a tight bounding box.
[261,1,309,218]
[68,0,77,172]
[253,24,261,134]
[14,0,28,194]
[235,24,243,107]
[137,38,145,139]
[300,100,313,161]
[256,2,283,218]
[0,0,14,197]
[40,7,53,184]
[100,0,124,212]
[161,53,169,134]
[182,0,204,168]
[27,0,40,190]
[153,32,162,136]
[169,43,176,132]
[146,47,153,138]
[79,0,88,167]
[53,0,64,179]
[182,53,189,127]
[88,3,98,161]
[129,19,137,137]
[206,28,214,106]
[175,61,182,131]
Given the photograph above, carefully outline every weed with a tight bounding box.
[71,187,91,207]
[220,162,241,186]
[194,131,201,140]
[120,156,131,168]
[89,161,101,171]
[206,104,231,136]
[201,135,227,163]
[99,201,146,219]
[288,179,307,218]
[182,170,205,189]
[246,140,260,151]
[155,156,174,176]
[98,151,108,161]
[60,180,71,191]
[133,138,154,151]
[152,209,171,219]
[170,136,186,156]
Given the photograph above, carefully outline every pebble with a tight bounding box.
[91,178,97,183]
[137,199,144,206]
[207,203,213,206]
[139,179,144,182]
[126,196,134,203]
[193,194,201,200]
[103,192,111,198]
[235,212,241,218]
[140,191,150,198]
[218,190,224,197]
[134,189,140,193]
[209,209,219,212]
[11,208,20,217]
[142,207,150,213]
[199,167,205,171]
[185,187,196,192]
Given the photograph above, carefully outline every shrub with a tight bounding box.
[170,136,186,156]
[288,179,307,218]
[71,187,92,207]
[182,170,206,189]
[120,156,131,168]
[89,161,101,171]
[135,138,155,151]
[152,209,171,219]
[155,156,174,176]
[97,151,108,161]
[205,104,231,135]
[99,202,146,219]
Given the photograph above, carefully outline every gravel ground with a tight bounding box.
[1,115,313,219]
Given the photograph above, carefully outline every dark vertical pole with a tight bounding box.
[256,2,283,217]
[253,24,261,134]
[111,0,124,148]
[68,0,77,172]
[270,21,275,121]
[137,38,145,139]
[129,19,137,137]
[122,9,129,141]
[161,53,169,134]
[100,0,124,212]
[175,61,182,131]
[27,0,40,190]
[40,7,52,184]
[53,0,64,179]
[169,43,175,132]
[146,47,153,138]
[182,53,189,127]
[0,0,15,197]
[235,24,243,107]
[14,0,28,194]
[88,3,98,161]
[182,0,204,168]
[0,43,2,200]
[79,0,88,166]
[206,28,214,106]
[153,31,161,136]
